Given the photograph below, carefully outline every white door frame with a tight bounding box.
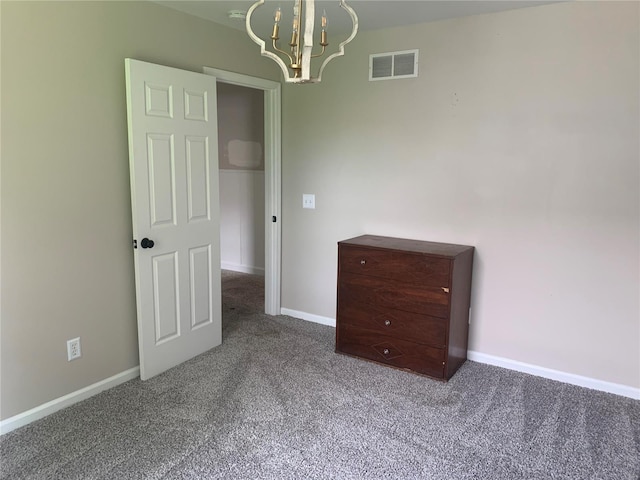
[203,67,281,316]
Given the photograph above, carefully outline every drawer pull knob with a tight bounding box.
[441,287,450,293]
[383,348,390,355]
[360,259,366,265]
[384,320,391,326]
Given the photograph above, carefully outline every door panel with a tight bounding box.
[147,133,176,226]
[189,245,213,329]
[153,252,180,344]
[125,59,222,380]
[185,136,210,221]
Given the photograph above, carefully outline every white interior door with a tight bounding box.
[125,59,221,381]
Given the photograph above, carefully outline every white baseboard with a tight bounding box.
[0,367,140,435]
[467,351,640,400]
[279,308,639,400]
[221,262,265,276]
[280,308,336,327]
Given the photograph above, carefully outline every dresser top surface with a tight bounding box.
[339,235,474,257]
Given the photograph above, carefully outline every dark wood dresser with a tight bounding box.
[335,235,474,380]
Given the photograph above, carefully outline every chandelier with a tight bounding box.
[245,0,358,84]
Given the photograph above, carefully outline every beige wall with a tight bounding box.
[0,0,278,420]
[281,1,640,388]
[217,83,265,171]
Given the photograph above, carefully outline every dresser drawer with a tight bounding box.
[339,271,450,318]
[336,324,445,378]
[339,245,451,287]
[337,296,447,347]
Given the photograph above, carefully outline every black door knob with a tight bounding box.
[141,238,155,249]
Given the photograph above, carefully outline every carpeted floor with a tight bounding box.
[1,270,639,479]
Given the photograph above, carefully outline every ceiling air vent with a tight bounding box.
[369,49,419,81]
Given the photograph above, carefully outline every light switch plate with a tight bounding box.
[302,194,315,209]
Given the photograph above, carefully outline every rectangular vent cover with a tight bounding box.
[369,49,419,81]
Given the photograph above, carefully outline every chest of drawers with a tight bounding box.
[335,235,474,380]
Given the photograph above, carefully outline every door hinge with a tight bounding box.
[133,239,137,249]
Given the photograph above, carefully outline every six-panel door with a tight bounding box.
[125,59,222,381]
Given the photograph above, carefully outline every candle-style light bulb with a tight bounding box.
[271,7,281,40]
[290,13,299,47]
[292,2,299,32]
[320,9,328,46]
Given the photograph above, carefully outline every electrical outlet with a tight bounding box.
[67,337,81,361]
[302,194,315,209]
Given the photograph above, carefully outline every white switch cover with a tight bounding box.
[302,194,315,209]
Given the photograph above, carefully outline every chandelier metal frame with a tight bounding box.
[245,0,358,84]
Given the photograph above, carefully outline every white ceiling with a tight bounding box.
[154,1,561,36]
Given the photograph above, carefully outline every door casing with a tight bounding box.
[203,67,281,316]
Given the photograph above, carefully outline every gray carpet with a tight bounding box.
[1,271,639,479]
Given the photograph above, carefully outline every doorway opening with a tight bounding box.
[203,67,281,316]
[217,83,265,277]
